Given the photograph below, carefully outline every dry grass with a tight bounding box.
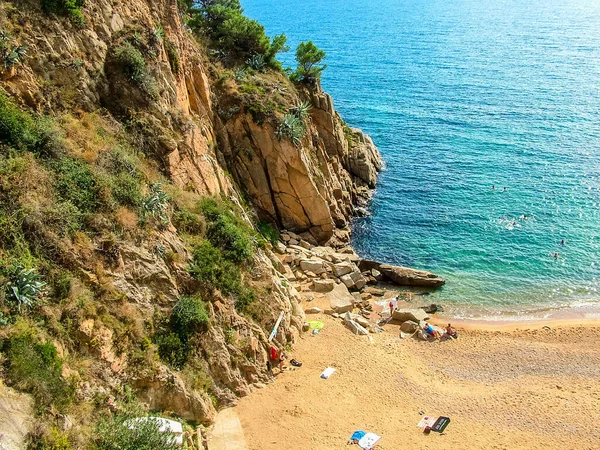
[61,112,120,163]
[115,206,139,231]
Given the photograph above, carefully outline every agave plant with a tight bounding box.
[142,183,170,224]
[7,268,46,313]
[0,30,26,70]
[275,113,306,146]
[289,101,312,122]
[246,54,266,72]
[234,67,247,82]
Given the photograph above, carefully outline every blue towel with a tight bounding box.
[350,430,366,441]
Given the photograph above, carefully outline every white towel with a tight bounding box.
[358,432,381,449]
[320,367,336,379]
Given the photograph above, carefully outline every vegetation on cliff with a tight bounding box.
[0,0,380,447]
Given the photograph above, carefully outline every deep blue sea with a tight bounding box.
[243,0,600,319]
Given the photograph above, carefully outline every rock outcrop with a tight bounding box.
[359,260,446,287]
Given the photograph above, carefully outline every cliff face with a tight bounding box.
[0,0,381,444]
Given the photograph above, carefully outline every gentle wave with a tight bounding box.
[243,0,600,317]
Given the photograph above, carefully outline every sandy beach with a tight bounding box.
[234,300,600,450]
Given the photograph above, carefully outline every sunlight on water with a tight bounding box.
[243,0,600,316]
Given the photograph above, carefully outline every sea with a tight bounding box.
[242,0,600,320]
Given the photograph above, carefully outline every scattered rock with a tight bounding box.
[332,262,354,277]
[304,307,321,314]
[344,318,369,335]
[299,240,312,250]
[421,303,444,314]
[313,279,335,293]
[360,293,372,300]
[370,325,385,333]
[289,238,299,246]
[364,287,386,296]
[274,242,287,254]
[327,282,355,313]
[355,316,370,328]
[371,268,382,280]
[299,259,325,275]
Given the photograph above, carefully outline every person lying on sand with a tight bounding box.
[445,323,458,339]
[423,322,441,340]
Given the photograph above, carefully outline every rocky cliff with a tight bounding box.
[0,0,382,447]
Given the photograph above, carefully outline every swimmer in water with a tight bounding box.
[560,239,565,245]
[553,252,558,259]
[491,185,495,191]
[522,214,528,220]
[503,187,507,191]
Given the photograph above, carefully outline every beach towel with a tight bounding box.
[432,416,451,433]
[358,432,381,449]
[320,367,336,379]
[307,320,324,330]
[417,416,437,429]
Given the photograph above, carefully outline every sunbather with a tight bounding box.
[445,323,458,339]
[423,322,441,340]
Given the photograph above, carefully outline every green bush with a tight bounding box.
[291,41,326,84]
[2,333,73,411]
[111,173,143,208]
[94,409,180,450]
[155,331,186,369]
[52,157,99,214]
[114,43,158,99]
[171,295,209,340]
[0,93,63,156]
[0,92,37,151]
[189,240,254,311]
[189,0,288,68]
[198,197,256,263]
[172,207,205,234]
[257,221,279,246]
[207,215,254,263]
[164,40,180,75]
[41,0,86,27]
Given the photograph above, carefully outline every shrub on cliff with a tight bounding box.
[291,41,327,85]
[0,93,63,156]
[188,0,288,69]
[2,333,73,411]
[41,0,86,27]
[171,295,209,340]
[113,43,159,99]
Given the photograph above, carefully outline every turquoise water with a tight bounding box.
[243,0,600,317]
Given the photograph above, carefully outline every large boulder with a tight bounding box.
[358,260,445,288]
[327,283,355,313]
[400,320,420,336]
[392,309,429,323]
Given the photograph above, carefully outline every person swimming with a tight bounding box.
[560,239,565,245]
[553,252,558,259]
